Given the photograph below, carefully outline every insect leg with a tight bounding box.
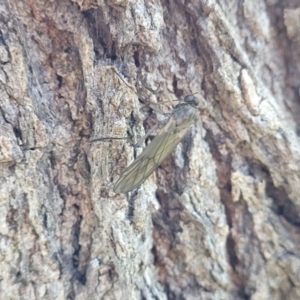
[133,118,169,148]
[140,100,178,116]
[90,137,129,142]
[140,78,161,94]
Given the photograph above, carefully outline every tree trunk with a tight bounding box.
[1,0,300,299]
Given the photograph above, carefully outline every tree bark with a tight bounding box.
[1,0,300,299]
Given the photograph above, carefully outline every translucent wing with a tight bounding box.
[113,107,196,193]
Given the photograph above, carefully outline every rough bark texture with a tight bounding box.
[1,0,300,299]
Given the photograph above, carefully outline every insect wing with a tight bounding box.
[113,114,194,193]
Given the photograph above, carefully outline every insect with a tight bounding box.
[113,94,199,193]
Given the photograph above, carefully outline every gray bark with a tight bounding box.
[0,0,300,299]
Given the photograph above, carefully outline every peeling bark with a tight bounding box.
[1,0,300,299]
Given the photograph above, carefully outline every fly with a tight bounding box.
[113,94,199,193]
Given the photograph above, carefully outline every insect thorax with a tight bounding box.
[173,103,196,126]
